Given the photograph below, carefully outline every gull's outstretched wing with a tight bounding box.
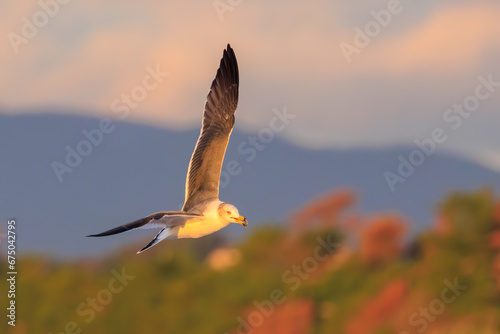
[182,44,239,211]
[86,211,201,237]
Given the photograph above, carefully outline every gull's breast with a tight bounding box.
[176,216,227,239]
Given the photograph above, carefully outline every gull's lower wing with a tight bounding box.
[182,44,239,211]
[86,211,201,237]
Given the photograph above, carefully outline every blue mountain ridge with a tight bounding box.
[1,113,499,258]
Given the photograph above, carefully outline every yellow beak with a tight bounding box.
[234,215,248,227]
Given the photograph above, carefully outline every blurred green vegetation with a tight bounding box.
[2,189,500,334]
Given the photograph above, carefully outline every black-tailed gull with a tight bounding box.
[87,44,247,253]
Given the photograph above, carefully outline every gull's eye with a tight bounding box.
[226,211,231,215]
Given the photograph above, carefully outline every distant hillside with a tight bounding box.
[1,113,499,258]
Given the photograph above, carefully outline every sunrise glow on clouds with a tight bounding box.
[0,0,499,168]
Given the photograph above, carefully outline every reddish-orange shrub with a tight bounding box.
[291,188,357,230]
[346,279,409,334]
[232,299,313,334]
[359,214,408,265]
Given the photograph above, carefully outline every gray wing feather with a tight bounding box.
[182,44,239,211]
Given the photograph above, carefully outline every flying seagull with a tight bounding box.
[87,44,247,254]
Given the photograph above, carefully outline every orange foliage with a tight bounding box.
[343,214,364,234]
[434,212,452,236]
[234,299,313,334]
[490,231,500,250]
[345,279,409,334]
[494,200,500,225]
[291,188,357,230]
[359,214,408,265]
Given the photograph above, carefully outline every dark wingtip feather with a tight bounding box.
[136,240,155,254]
[200,44,239,130]
[85,225,130,237]
[211,43,239,101]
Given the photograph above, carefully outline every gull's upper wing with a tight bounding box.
[182,44,239,211]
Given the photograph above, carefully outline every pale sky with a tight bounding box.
[1,0,499,170]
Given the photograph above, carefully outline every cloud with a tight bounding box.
[0,0,499,165]
[359,3,500,74]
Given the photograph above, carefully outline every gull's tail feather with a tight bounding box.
[137,228,172,254]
